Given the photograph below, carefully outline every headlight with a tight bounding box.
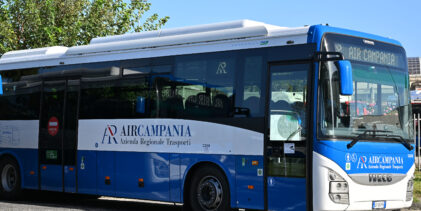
[328,170,349,204]
[407,177,414,192]
[328,170,343,181]
[329,181,349,193]
[406,176,414,201]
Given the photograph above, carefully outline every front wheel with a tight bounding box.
[188,166,230,211]
[0,157,22,200]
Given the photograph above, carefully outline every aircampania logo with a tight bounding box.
[352,154,404,170]
[99,123,192,148]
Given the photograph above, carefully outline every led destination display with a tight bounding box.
[333,42,400,67]
[324,33,406,69]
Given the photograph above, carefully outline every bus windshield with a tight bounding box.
[318,34,413,142]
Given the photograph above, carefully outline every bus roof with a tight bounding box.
[0,20,403,71]
[0,20,309,71]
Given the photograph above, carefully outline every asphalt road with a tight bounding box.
[2,192,420,211]
[0,191,183,211]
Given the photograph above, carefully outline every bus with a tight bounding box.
[0,20,414,211]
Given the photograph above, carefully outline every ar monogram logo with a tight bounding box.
[216,62,227,75]
[357,156,368,169]
[102,125,118,144]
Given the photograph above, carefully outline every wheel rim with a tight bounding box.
[196,176,223,210]
[1,164,17,192]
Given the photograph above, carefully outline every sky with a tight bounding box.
[147,0,421,57]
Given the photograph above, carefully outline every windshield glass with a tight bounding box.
[319,34,413,141]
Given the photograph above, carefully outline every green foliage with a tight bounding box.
[415,171,421,203]
[0,0,169,55]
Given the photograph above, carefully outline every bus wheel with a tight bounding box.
[0,157,22,200]
[189,166,230,211]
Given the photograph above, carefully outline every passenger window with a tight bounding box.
[156,78,187,118]
[123,65,172,75]
[157,52,236,118]
[0,82,41,120]
[0,68,41,120]
[80,76,152,119]
[156,78,233,118]
[240,56,264,117]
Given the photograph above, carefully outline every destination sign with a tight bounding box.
[333,42,401,68]
[323,33,406,69]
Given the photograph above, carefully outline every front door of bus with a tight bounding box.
[266,63,310,210]
[39,80,79,192]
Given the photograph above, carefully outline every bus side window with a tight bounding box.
[80,76,151,119]
[157,81,234,119]
[239,56,264,117]
[157,80,185,118]
[213,94,230,117]
[170,52,236,119]
[0,68,41,120]
[0,82,41,120]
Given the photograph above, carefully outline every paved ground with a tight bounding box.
[0,191,182,211]
[408,203,421,210]
[1,190,421,210]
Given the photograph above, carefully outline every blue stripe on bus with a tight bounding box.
[76,150,265,209]
[0,148,266,209]
[64,165,76,193]
[0,148,38,190]
[267,177,306,211]
[314,140,414,174]
[234,155,264,210]
[41,164,62,191]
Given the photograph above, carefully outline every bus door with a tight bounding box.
[266,63,310,210]
[39,80,79,192]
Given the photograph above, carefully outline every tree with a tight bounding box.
[0,0,169,55]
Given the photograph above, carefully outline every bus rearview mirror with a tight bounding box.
[336,60,353,95]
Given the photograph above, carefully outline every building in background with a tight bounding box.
[409,57,421,90]
[409,57,421,75]
[409,57,421,114]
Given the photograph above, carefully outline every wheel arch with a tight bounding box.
[181,159,236,208]
[0,151,24,188]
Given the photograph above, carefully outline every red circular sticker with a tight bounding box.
[47,117,59,136]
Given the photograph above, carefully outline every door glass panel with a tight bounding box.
[63,80,79,165]
[267,64,309,177]
[39,81,65,165]
[269,65,308,142]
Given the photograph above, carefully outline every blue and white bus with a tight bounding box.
[0,20,414,210]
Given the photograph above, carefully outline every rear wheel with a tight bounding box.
[188,166,230,211]
[0,157,22,200]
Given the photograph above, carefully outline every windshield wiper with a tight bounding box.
[380,134,414,151]
[287,126,302,141]
[347,130,390,149]
[347,130,413,151]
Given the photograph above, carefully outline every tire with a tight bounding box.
[188,166,230,211]
[0,157,22,200]
[73,193,100,200]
